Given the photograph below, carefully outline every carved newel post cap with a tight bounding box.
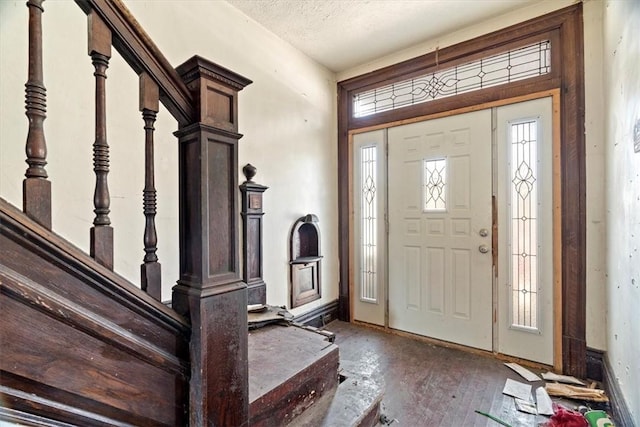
[243,163,257,182]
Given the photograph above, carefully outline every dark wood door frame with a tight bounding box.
[337,4,585,377]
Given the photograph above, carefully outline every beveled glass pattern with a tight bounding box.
[424,158,447,212]
[360,145,378,302]
[353,40,551,118]
[509,120,539,330]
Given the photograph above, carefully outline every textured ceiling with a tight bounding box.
[225,0,539,73]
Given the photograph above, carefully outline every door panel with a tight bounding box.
[388,109,493,351]
[496,98,554,365]
[352,130,386,326]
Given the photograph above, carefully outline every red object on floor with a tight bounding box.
[543,404,588,427]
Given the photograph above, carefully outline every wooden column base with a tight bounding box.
[23,178,51,229]
[173,283,249,427]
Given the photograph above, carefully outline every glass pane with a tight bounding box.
[360,145,377,302]
[509,120,539,330]
[424,158,447,212]
[353,40,551,118]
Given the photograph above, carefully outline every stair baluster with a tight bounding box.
[88,11,114,269]
[139,72,161,300]
[23,0,51,229]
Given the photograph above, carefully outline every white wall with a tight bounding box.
[338,0,610,351]
[0,0,338,314]
[603,0,640,422]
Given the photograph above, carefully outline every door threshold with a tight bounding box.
[351,320,554,370]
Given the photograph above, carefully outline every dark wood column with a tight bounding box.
[171,56,252,427]
[240,164,268,305]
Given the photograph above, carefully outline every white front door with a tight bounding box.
[352,130,386,326]
[387,109,493,351]
[496,97,554,365]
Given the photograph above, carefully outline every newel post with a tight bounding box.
[171,56,252,426]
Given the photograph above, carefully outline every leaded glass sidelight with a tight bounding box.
[509,120,540,331]
[360,145,378,302]
[353,40,551,118]
[423,158,447,212]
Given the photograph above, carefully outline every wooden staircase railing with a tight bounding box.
[4,0,253,425]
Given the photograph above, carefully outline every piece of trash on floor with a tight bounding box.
[536,386,554,416]
[542,404,588,427]
[379,413,398,425]
[503,378,533,401]
[504,362,542,382]
[541,372,585,385]
[515,398,538,415]
[545,383,609,402]
[584,409,615,427]
[474,410,513,427]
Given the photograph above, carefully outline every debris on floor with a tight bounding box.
[505,362,542,381]
[542,404,588,427]
[488,363,616,426]
[536,386,554,415]
[542,372,585,386]
[475,410,513,427]
[502,378,533,401]
[545,383,609,402]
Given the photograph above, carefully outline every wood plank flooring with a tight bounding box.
[326,320,567,427]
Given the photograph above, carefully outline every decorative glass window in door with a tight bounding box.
[360,145,378,302]
[423,158,447,212]
[509,119,540,331]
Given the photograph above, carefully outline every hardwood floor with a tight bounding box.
[327,320,565,427]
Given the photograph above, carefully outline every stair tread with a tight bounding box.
[248,324,338,402]
[287,369,383,427]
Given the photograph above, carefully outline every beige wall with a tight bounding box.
[0,0,339,315]
[603,0,640,422]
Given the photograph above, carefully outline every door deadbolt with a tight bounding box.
[479,228,489,237]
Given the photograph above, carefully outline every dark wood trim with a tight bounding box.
[1,199,190,426]
[0,198,189,333]
[74,0,194,126]
[294,299,339,329]
[337,4,586,377]
[1,267,186,375]
[603,354,634,427]
[586,347,604,382]
[171,56,252,427]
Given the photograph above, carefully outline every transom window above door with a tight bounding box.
[353,40,551,118]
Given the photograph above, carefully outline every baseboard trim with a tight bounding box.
[293,299,339,328]
[586,347,604,382]
[603,354,635,427]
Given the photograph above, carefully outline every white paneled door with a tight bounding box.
[387,110,493,351]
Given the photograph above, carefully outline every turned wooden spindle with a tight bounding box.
[139,73,161,300]
[88,12,114,269]
[23,0,51,229]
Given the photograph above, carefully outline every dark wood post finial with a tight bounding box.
[242,163,257,182]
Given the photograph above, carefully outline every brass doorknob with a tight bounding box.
[479,244,489,254]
